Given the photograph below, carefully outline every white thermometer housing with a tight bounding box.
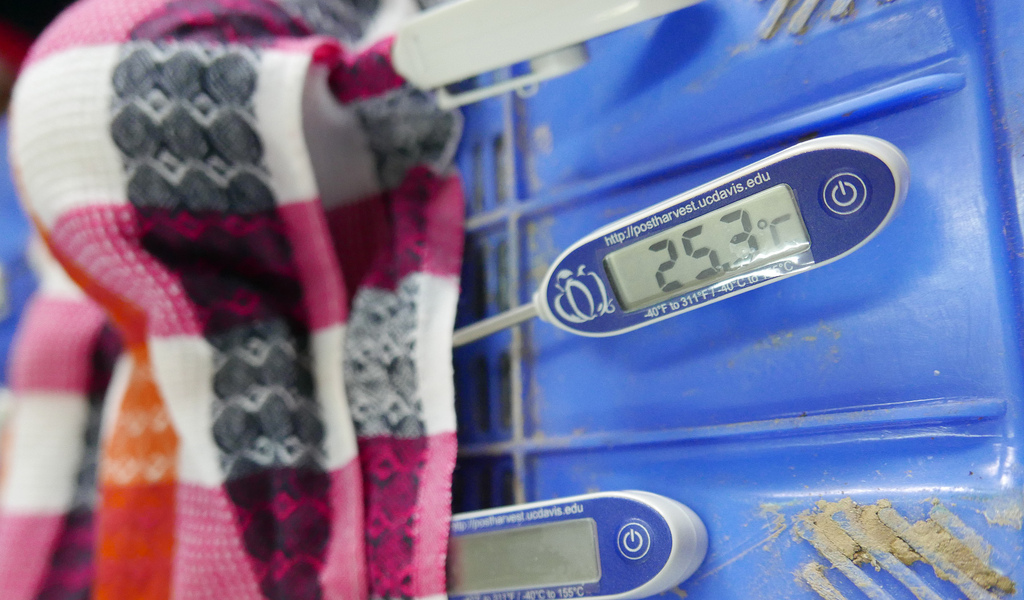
[393,0,704,108]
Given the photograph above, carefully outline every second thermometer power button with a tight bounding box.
[823,172,868,216]
[617,522,652,560]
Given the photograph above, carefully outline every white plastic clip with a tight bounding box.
[393,0,706,108]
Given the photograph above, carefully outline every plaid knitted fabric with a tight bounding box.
[4,0,464,598]
[0,240,119,600]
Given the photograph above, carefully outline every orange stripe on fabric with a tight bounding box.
[95,353,177,600]
[100,351,177,487]
[95,482,176,600]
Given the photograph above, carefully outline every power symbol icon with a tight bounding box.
[831,181,858,207]
[617,523,651,560]
[623,530,643,552]
[823,172,868,216]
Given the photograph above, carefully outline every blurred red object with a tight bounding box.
[0,19,32,111]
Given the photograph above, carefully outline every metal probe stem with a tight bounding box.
[453,302,539,347]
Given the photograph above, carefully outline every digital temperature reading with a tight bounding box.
[603,184,810,312]
[451,135,909,345]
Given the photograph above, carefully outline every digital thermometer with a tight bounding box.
[453,135,909,345]
[447,491,708,600]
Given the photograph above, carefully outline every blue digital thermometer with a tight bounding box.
[453,135,909,344]
[447,491,708,600]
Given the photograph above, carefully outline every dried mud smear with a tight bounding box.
[800,562,850,600]
[796,499,1014,595]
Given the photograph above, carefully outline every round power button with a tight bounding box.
[822,172,868,216]
[617,522,651,560]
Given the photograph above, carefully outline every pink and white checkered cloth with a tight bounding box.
[3,0,465,598]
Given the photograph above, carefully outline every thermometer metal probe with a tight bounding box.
[454,135,909,346]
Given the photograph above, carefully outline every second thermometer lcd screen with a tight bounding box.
[604,184,811,312]
[447,519,601,595]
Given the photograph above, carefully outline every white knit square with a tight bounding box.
[413,272,459,436]
[149,334,224,487]
[253,49,319,206]
[1,392,89,513]
[10,46,129,230]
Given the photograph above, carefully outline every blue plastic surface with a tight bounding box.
[452,0,1024,598]
[0,116,36,387]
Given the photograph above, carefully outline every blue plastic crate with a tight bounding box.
[0,116,36,388]
[452,0,1024,597]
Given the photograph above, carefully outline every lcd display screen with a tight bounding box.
[603,184,811,312]
[448,519,601,594]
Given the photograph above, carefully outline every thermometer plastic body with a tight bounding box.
[447,491,708,600]
[453,135,909,345]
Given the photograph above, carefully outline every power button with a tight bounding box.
[822,172,868,216]
[617,522,651,560]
